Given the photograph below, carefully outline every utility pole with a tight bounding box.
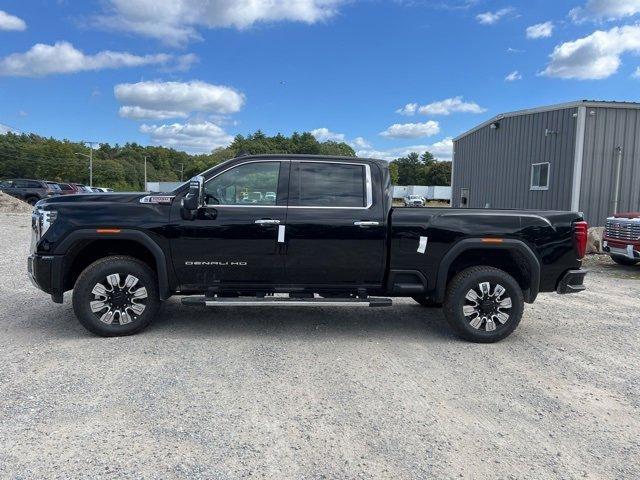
[144,156,147,191]
[81,141,98,187]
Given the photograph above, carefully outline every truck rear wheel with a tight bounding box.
[72,256,160,337]
[443,266,524,343]
[610,255,639,266]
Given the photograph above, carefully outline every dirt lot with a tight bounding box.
[1,213,638,479]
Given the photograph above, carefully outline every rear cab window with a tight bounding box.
[290,161,369,208]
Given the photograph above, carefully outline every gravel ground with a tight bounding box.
[1,213,639,479]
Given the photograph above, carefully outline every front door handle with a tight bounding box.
[354,221,380,227]
[255,219,281,225]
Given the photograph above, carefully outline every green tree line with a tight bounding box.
[0,131,356,191]
[388,152,451,186]
[0,130,450,190]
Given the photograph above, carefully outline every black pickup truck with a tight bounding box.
[28,154,588,342]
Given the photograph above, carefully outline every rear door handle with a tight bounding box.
[354,221,380,227]
[255,219,281,225]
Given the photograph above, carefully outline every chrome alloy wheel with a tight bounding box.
[462,281,512,332]
[89,273,148,325]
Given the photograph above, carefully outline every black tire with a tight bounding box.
[611,255,639,266]
[412,296,442,308]
[72,255,160,337]
[443,266,524,343]
[25,196,39,206]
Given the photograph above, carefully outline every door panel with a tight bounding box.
[284,161,386,286]
[170,161,288,289]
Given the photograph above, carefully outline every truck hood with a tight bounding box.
[610,212,640,219]
[38,192,148,206]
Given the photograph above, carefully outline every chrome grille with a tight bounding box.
[606,219,640,241]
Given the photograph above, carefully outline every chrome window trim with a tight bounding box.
[289,160,373,210]
[202,160,287,209]
[200,158,373,210]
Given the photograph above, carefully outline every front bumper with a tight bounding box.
[602,240,640,260]
[28,254,64,303]
[556,269,587,294]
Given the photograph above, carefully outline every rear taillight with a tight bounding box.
[574,221,588,259]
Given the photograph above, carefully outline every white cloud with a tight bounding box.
[0,41,191,77]
[505,70,522,81]
[140,121,233,153]
[396,103,419,116]
[526,21,554,39]
[115,80,245,120]
[94,0,345,45]
[570,0,640,23]
[0,10,26,31]
[351,137,371,149]
[476,7,514,25]
[541,25,640,79]
[380,121,441,139]
[397,96,486,116]
[0,124,15,134]
[357,137,454,162]
[633,66,640,78]
[310,127,345,142]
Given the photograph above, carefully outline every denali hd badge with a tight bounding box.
[185,261,248,266]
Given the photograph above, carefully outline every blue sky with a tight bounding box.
[2,0,640,160]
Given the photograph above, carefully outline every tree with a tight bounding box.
[424,161,452,186]
[388,162,399,185]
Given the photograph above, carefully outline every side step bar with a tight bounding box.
[181,296,393,308]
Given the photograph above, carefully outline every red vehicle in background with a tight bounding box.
[603,212,640,266]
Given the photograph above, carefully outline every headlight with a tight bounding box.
[32,207,57,242]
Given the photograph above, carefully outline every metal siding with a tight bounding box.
[452,108,578,210]
[579,107,640,226]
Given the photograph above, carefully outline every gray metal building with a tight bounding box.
[452,100,640,226]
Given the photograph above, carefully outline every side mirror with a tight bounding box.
[181,175,204,219]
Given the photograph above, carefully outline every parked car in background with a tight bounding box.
[93,187,114,193]
[264,191,277,203]
[71,183,92,193]
[45,181,63,196]
[57,183,77,195]
[0,178,59,205]
[603,212,640,266]
[404,195,425,207]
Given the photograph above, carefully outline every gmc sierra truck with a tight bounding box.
[28,154,588,342]
[603,212,640,266]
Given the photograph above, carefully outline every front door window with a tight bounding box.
[204,162,280,206]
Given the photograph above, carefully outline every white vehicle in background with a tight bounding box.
[264,191,276,203]
[404,195,425,207]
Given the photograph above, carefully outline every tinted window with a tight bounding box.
[204,162,280,206]
[294,162,365,207]
[26,181,42,188]
[58,184,73,191]
[13,180,28,188]
[0,180,13,188]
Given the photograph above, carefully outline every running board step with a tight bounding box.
[181,296,393,308]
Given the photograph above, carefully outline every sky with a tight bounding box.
[2,0,640,161]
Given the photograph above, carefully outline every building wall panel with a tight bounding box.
[452,107,578,211]
[580,107,640,225]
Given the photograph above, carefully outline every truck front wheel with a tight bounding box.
[72,256,160,337]
[443,266,524,343]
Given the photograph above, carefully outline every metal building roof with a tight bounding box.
[454,100,640,141]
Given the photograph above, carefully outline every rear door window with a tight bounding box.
[292,162,366,208]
